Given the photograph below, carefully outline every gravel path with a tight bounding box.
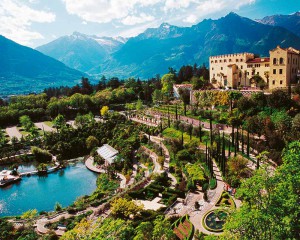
[34,122,55,132]
[6,127,22,140]
[188,161,225,235]
[149,136,177,188]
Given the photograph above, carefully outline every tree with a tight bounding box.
[53,114,66,129]
[267,89,292,109]
[31,146,52,163]
[81,77,93,95]
[61,217,133,240]
[54,202,62,212]
[256,151,269,170]
[110,198,143,219]
[19,115,34,132]
[251,75,266,89]
[21,209,38,220]
[228,91,242,112]
[100,106,109,116]
[223,141,300,240]
[226,155,250,187]
[133,222,153,240]
[152,89,163,104]
[152,215,176,240]
[161,73,176,100]
[178,88,190,116]
[191,76,205,90]
[86,136,99,150]
[136,99,144,110]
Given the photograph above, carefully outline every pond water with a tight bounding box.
[0,161,98,217]
[204,210,228,231]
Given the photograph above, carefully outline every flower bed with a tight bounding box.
[172,215,194,240]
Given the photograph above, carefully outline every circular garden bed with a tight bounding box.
[203,209,228,232]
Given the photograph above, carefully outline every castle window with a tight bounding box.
[273,58,277,65]
[240,59,243,62]
[279,58,284,64]
[247,72,249,76]
[272,80,275,85]
[236,59,239,62]
[241,66,243,69]
[221,67,223,70]
[220,60,222,63]
[212,68,214,70]
[224,59,227,62]
[257,72,259,75]
[273,69,276,74]
[265,64,269,67]
[280,80,283,85]
[211,61,213,64]
[279,69,283,74]
[215,60,217,63]
[229,59,232,62]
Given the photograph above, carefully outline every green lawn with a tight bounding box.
[162,127,209,146]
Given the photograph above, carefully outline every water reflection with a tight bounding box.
[0,161,97,217]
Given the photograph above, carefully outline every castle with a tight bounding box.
[209,46,300,90]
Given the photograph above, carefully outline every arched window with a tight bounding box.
[273,58,277,65]
[279,57,284,64]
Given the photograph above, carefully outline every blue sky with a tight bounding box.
[0,0,299,48]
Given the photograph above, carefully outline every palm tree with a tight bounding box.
[264,71,270,89]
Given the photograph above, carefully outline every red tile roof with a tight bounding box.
[246,57,270,63]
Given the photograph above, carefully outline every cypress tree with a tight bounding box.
[209,117,213,147]
[148,127,150,142]
[247,127,250,157]
[199,121,202,142]
[231,125,235,148]
[228,135,231,158]
[234,131,238,156]
[236,125,239,153]
[175,104,178,120]
[167,105,170,128]
[241,127,244,154]
[222,132,226,174]
[205,141,208,166]
[217,132,221,165]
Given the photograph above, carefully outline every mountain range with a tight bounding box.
[257,12,300,37]
[37,12,300,79]
[36,33,127,73]
[1,12,300,95]
[0,35,85,96]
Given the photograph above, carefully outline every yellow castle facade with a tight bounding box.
[209,46,300,90]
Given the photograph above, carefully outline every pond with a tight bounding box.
[0,160,98,217]
[204,210,228,232]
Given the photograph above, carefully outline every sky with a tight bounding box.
[0,0,299,48]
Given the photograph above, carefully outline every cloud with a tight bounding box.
[163,0,197,12]
[62,0,160,24]
[183,14,198,23]
[196,0,256,14]
[121,13,155,25]
[0,0,55,46]
[62,0,256,26]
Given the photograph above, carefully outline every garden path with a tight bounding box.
[187,161,224,235]
[34,122,55,132]
[149,136,177,188]
[5,126,22,140]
